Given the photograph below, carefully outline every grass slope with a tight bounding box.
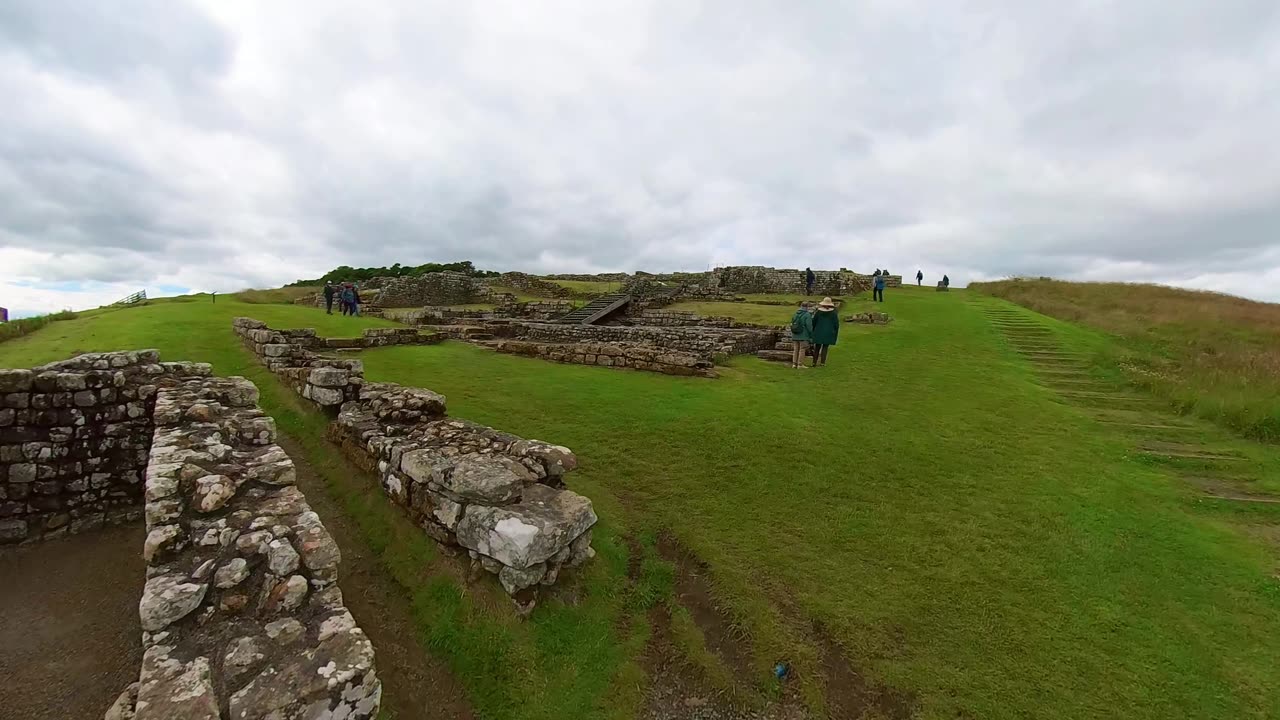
[2,288,1279,719]
[972,278,1280,441]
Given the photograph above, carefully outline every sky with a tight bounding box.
[2,0,1279,317]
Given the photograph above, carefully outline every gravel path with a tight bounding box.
[0,524,144,720]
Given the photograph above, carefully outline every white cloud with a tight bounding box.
[1,0,1279,313]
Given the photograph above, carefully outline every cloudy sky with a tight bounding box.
[2,1,1279,316]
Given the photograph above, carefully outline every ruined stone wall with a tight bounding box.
[510,322,778,359]
[327,383,597,612]
[504,300,576,321]
[365,272,484,307]
[846,312,893,324]
[106,375,380,719]
[492,340,715,377]
[712,266,871,296]
[0,351,210,544]
[494,272,573,298]
[233,318,364,411]
[630,310,735,328]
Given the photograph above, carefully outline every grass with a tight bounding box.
[551,280,624,296]
[0,310,78,343]
[234,286,321,304]
[666,301,792,326]
[3,285,1280,718]
[971,278,1280,442]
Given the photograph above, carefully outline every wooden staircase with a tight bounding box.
[555,293,632,324]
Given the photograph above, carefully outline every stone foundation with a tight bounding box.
[106,374,380,719]
[1,351,212,544]
[327,383,597,612]
[510,322,778,360]
[846,312,893,324]
[711,266,871,296]
[494,272,573,299]
[629,310,736,328]
[233,318,366,412]
[491,340,716,377]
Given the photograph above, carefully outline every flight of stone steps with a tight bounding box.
[974,299,1278,508]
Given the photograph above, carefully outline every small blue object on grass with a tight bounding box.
[774,662,791,680]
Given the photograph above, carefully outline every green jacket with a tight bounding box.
[812,309,839,345]
[790,309,814,342]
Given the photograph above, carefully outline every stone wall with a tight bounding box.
[711,266,871,296]
[510,322,778,359]
[544,273,632,283]
[494,272,573,299]
[492,340,716,377]
[366,272,485,307]
[846,312,893,324]
[629,310,735,328]
[233,318,364,411]
[105,374,380,719]
[0,351,212,545]
[327,383,597,613]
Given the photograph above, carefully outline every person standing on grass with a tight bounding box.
[873,273,886,302]
[810,297,839,366]
[789,301,814,369]
[916,270,923,286]
[350,284,362,316]
[805,267,816,295]
[340,283,355,316]
[943,274,951,288]
[323,282,336,314]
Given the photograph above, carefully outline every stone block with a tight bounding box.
[0,370,33,393]
[307,367,350,388]
[0,518,29,543]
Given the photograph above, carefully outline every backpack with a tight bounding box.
[790,310,808,335]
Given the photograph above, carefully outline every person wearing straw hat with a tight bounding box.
[811,297,839,366]
[788,301,814,369]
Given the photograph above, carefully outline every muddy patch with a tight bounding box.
[657,532,756,681]
[812,622,916,720]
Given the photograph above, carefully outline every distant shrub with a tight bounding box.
[0,310,79,344]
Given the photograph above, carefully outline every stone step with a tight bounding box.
[757,350,793,363]
[1137,442,1244,461]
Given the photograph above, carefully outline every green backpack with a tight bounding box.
[790,310,809,335]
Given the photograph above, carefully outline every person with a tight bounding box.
[340,283,355,316]
[789,301,814,369]
[810,297,839,366]
[943,274,951,288]
[873,273,886,302]
[805,267,815,295]
[349,284,362,316]
[323,282,336,314]
[873,268,881,277]
[916,270,923,286]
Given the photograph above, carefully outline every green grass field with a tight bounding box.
[3,287,1279,719]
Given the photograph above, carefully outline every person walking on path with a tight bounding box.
[810,297,839,366]
[323,282,336,314]
[340,283,355,316]
[349,284,362,316]
[916,270,923,286]
[873,273,886,302]
[789,302,814,369]
[805,267,816,295]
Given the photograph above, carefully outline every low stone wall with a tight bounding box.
[494,272,572,299]
[233,318,364,411]
[510,322,777,359]
[1,351,211,544]
[846,312,893,324]
[544,273,632,283]
[859,274,904,288]
[492,340,716,377]
[328,383,597,612]
[106,374,380,719]
[711,266,871,296]
[502,300,576,321]
[630,310,735,328]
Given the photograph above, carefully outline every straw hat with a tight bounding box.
[817,297,837,311]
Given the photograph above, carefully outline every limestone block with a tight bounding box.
[456,484,598,570]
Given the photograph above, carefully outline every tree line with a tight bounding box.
[287,261,501,286]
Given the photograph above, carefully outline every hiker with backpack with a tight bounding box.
[916,270,923,286]
[810,297,839,366]
[340,283,355,316]
[789,302,814,369]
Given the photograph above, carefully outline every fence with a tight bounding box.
[113,290,147,305]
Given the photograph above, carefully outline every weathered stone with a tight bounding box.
[265,617,306,645]
[456,484,597,570]
[265,574,309,613]
[223,635,266,683]
[133,649,218,720]
[0,518,28,543]
[214,558,251,589]
[443,454,529,505]
[308,367,350,388]
[103,682,138,720]
[307,385,345,405]
[192,474,236,513]
[142,524,183,562]
[0,369,33,393]
[8,462,36,483]
[228,626,380,720]
[294,513,341,572]
[139,574,209,632]
[499,562,547,594]
[266,538,301,575]
[236,530,273,555]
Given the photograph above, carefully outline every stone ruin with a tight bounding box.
[234,318,599,611]
[0,350,382,718]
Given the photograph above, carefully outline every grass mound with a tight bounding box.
[971,278,1280,441]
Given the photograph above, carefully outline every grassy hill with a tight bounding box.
[971,279,1280,442]
[2,287,1279,719]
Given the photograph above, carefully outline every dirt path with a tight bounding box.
[274,433,476,720]
[0,524,144,720]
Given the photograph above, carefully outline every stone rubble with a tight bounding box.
[107,374,381,719]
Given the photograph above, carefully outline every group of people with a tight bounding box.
[802,267,949,303]
[913,270,950,288]
[788,297,840,369]
[322,281,362,316]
